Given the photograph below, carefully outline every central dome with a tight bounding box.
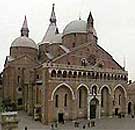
[11,36,38,49]
[63,20,87,36]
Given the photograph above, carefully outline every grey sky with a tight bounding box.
[0,0,135,80]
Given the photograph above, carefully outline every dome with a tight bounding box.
[63,20,87,36]
[11,36,38,49]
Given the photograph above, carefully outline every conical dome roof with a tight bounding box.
[11,16,37,49]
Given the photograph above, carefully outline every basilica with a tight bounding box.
[2,4,134,124]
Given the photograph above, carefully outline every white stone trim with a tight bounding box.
[99,85,111,95]
[76,83,90,94]
[50,82,75,101]
[128,100,134,104]
[87,95,101,120]
[91,83,99,94]
[113,84,127,98]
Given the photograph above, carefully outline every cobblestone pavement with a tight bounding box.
[8,111,135,130]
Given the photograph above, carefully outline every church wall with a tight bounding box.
[62,33,87,49]
[10,47,38,61]
[3,66,16,101]
[39,44,49,62]
[3,55,37,111]
[41,69,128,123]
[53,43,123,70]
[2,3,131,125]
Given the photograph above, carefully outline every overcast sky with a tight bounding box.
[0,0,135,80]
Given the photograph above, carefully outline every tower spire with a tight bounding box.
[50,3,56,24]
[21,15,29,37]
[87,11,94,27]
[123,56,126,70]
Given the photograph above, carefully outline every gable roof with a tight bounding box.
[97,44,123,70]
[51,42,123,70]
[5,55,40,66]
[52,41,93,62]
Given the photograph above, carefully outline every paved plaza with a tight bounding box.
[1,111,135,130]
[16,111,135,130]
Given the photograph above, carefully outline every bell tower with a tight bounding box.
[86,12,97,42]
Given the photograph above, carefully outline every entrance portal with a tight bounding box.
[128,102,132,115]
[90,98,99,119]
[90,104,96,119]
[115,108,119,115]
[58,113,64,123]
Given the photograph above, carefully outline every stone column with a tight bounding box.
[42,68,49,125]
[108,96,113,117]
[71,99,77,120]
[125,96,128,116]
[27,84,33,115]
[98,95,101,119]
[87,95,90,120]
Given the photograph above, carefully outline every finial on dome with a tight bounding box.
[50,3,56,24]
[23,15,28,28]
[21,15,29,37]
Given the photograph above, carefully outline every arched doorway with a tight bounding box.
[90,98,99,119]
[128,102,132,115]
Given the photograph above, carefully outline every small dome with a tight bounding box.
[11,36,37,49]
[63,20,87,36]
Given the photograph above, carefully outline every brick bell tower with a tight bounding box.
[86,12,97,43]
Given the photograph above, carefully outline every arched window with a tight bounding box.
[36,74,40,79]
[51,70,56,77]
[81,58,87,66]
[107,74,110,80]
[114,75,117,80]
[92,86,97,95]
[104,73,106,80]
[63,71,67,78]
[101,91,103,107]
[64,94,68,107]
[91,72,95,79]
[73,71,77,78]
[88,72,91,79]
[113,95,115,106]
[101,87,109,108]
[83,72,86,78]
[78,71,82,78]
[68,71,72,78]
[100,73,103,79]
[55,95,58,108]
[17,76,20,84]
[95,72,99,79]
[124,75,127,81]
[67,61,70,65]
[57,70,62,77]
[79,89,82,108]
[72,42,76,47]
[119,94,121,105]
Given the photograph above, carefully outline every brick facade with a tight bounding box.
[2,4,132,125]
